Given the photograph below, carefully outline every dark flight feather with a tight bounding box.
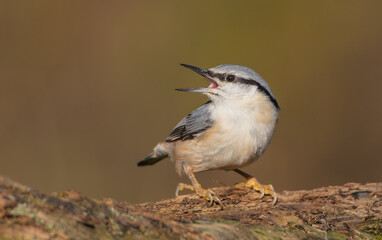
[166,101,214,142]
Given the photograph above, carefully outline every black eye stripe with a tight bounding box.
[207,71,279,110]
[238,78,280,110]
[207,71,225,81]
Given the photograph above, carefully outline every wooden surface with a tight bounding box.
[0,176,381,239]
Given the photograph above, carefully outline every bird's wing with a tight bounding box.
[166,101,214,142]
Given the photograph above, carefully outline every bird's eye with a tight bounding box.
[226,75,235,82]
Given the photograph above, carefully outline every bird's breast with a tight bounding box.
[189,97,278,171]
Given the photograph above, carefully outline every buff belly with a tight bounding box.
[171,122,268,174]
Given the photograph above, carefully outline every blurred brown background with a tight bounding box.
[0,1,381,204]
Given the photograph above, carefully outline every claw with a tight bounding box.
[272,192,278,206]
[175,185,180,197]
[206,189,222,206]
[259,188,265,199]
[208,192,213,207]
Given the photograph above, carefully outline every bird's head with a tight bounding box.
[177,64,279,110]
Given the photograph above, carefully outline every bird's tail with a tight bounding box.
[137,153,166,166]
[137,143,169,166]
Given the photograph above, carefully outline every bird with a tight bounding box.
[137,64,280,206]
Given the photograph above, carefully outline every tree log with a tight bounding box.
[0,175,380,239]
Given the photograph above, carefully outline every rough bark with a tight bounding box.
[0,176,380,239]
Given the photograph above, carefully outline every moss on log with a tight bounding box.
[0,176,380,239]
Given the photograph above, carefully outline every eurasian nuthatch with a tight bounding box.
[138,64,279,206]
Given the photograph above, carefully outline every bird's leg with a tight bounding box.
[234,169,277,205]
[175,169,222,206]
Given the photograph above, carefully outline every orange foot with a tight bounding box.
[175,182,222,207]
[235,178,277,205]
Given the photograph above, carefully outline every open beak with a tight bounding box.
[176,64,218,93]
[180,64,208,77]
